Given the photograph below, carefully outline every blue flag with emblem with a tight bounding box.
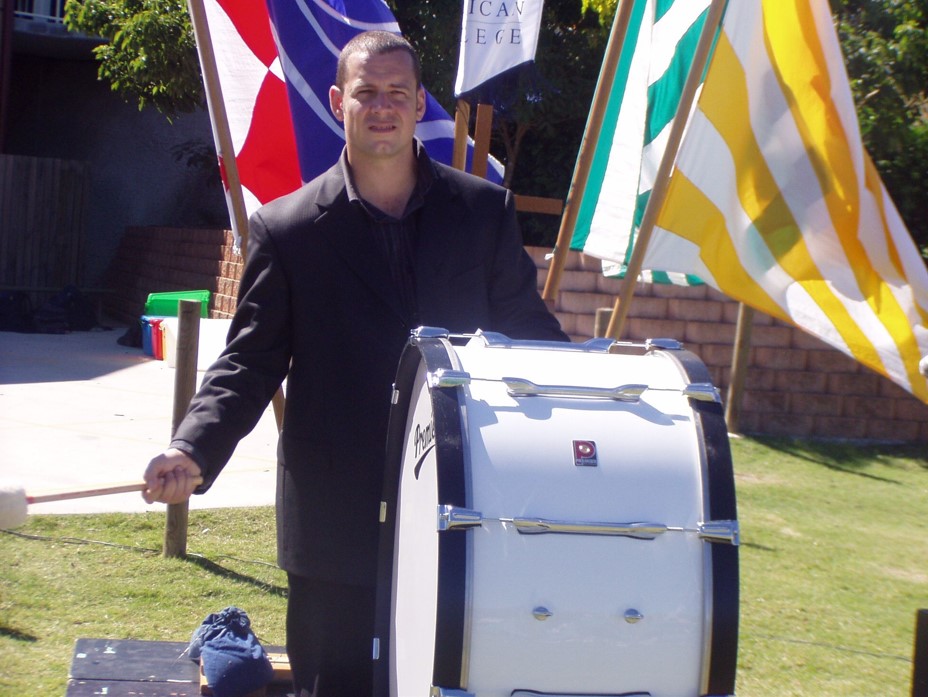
[266,0,503,183]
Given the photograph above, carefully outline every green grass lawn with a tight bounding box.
[1,436,926,695]
[734,437,927,696]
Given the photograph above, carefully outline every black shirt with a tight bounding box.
[340,141,436,327]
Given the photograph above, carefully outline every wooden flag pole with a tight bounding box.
[725,302,755,433]
[187,0,251,259]
[471,103,494,179]
[604,0,727,339]
[452,98,471,171]
[186,0,286,431]
[451,99,493,179]
[541,0,636,303]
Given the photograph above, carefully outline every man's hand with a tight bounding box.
[142,448,203,504]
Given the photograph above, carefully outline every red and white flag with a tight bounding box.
[191,0,501,247]
[196,0,302,244]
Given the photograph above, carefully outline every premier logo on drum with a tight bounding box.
[413,420,436,479]
[573,440,598,467]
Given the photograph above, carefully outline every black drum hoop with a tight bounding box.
[659,346,739,697]
[374,331,469,696]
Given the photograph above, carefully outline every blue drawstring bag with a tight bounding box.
[188,606,274,697]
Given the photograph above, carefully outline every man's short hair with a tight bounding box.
[335,31,422,89]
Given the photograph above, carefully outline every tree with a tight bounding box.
[830,0,928,255]
[64,0,203,119]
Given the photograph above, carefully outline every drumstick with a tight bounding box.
[0,478,203,530]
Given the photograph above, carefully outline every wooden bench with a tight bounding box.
[66,638,291,697]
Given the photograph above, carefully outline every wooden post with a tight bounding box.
[725,303,754,434]
[604,0,728,340]
[914,609,928,697]
[594,307,613,338]
[163,299,201,559]
[541,0,637,303]
[452,99,471,171]
[471,103,494,179]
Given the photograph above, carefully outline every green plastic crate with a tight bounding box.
[144,290,210,317]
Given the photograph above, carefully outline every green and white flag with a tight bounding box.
[570,0,710,285]
[567,0,928,402]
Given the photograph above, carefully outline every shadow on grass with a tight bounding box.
[0,624,38,642]
[748,632,912,663]
[740,540,777,553]
[185,554,287,598]
[753,436,926,484]
[2,529,287,599]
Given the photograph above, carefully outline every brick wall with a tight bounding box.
[530,247,928,444]
[103,227,242,323]
[103,226,928,443]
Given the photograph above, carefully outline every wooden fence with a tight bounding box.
[0,153,90,305]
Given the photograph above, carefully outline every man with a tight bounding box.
[142,31,567,697]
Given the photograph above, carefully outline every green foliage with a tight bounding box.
[580,0,615,28]
[64,0,204,118]
[831,0,928,254]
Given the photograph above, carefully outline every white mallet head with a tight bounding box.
[920,354,928,378]
[0,484,28,530]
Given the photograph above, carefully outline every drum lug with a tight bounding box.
[437,505,483,531]
[430,688,475,697]
[412,326,451,339]
[698,520,740,546]
[682,382,722,403]
[646,337,684,351]
[429,369,472,388]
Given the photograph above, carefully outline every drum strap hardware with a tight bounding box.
[437,506,739,545]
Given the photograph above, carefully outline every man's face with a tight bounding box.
[329,49,426,167]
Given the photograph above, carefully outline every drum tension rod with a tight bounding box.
[427,371,720,404]
[437,506,739,545]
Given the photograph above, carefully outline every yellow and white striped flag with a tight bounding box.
[653,0,928,402]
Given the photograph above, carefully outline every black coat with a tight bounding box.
[171,154,567,585]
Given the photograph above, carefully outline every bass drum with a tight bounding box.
[373,328,738,697]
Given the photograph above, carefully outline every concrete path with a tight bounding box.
[0,326,278,516]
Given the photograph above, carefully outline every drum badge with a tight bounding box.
[573,440,598,467]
